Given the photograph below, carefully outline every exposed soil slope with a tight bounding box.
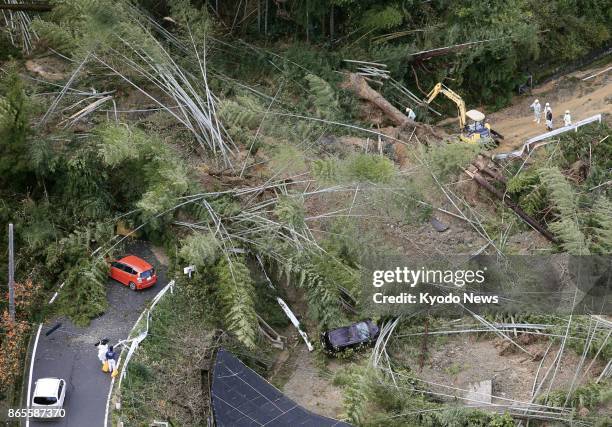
[489,64,611,153]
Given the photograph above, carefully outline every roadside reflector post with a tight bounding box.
[8,223,15,322]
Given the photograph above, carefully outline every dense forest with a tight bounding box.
[0,0,610,425]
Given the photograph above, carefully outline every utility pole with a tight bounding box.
[8,223,15,322]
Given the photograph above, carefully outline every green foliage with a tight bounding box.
[532,0,611,65]
[312,157,339,183]
[0,70,32,189]
[334,364,517,426]
[31,0,125,55]
[178,232,220,269]
[589,197,612,254]
[0,32,23,60]
[562,317,612,361]
[321,218,362,268]
[219,95,263,130]
[426,142,480,181]
[167,0,211,41]
[539,381,611,411]
[212,257,258,349]
[305,74,339,120]
[313,154,395,184]
[552,123,612,191]
[342,367,371,424]
[274,195,306,233]
[267,144,307,175]
[30,19,78,55]
[360,4,404,31]
[277,250,354,329]
[538,167,578,218]
[345,153,395,183]
[506,170,540,194]
[57,257,109,326]
[539,167,589,254]
[96,124,142,166]
[506,170,546,217]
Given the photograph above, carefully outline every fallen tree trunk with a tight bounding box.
[345,73,445,139]
[0,3,52,12]
[468,171,558,243]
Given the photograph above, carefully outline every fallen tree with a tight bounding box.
[0,3,52,12]
[345,72,446,140]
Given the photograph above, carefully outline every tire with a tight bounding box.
[129,282,137,291]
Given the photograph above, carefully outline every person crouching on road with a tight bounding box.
[530,99,541,123]
[546,108,553,131]
[564,110,572,127]
[106,346,117,374]
[95,338,109,367]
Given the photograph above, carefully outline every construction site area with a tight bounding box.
[0,1,610,426]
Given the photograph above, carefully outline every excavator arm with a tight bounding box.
[425,83,467,129]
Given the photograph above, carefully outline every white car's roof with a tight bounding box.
[34,378,61,397]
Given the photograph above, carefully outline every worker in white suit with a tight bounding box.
[563,110,572,127]
[530,99,541,123]
[405,107,416,121]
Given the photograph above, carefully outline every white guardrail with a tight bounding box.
[493,114,603,160]
[104,280,175,427]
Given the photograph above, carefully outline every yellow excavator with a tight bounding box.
[424,82,502,144]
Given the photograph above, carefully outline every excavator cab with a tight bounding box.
[462,109,492,143]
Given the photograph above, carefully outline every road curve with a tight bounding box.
[23,242,167,427]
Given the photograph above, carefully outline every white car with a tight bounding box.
[31,378,66,418]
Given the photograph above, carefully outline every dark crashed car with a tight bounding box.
[321,320,380,353]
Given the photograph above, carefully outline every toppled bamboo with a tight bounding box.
[467,171,558,243]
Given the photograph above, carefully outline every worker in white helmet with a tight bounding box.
[545,108,553,131]
[563,110,572,127]
[405,107,416,121]
[530,99,541,123]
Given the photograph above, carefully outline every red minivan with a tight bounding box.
[109,255,157,290]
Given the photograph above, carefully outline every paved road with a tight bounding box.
[24,242,167,427]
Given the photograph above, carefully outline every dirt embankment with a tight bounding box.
[489,64,611,153]
[396,334,605,405]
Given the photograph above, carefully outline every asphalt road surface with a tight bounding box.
[24,242,167,427]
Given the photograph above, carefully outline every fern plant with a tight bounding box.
[305,74,339,120]
[588,197,612,254]
[312,154,395,184]
[212,257,258,349]
[95,123,143,167]
[273,250,352,329]
[539,167,590,254]
[343,368,371,425]
[218,97,263,130]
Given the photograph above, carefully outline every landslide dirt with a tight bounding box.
[489,64,611,154]
[394,333,605,405]
[281,346,346,419]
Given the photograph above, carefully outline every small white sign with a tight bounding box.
[183,265,196,278]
